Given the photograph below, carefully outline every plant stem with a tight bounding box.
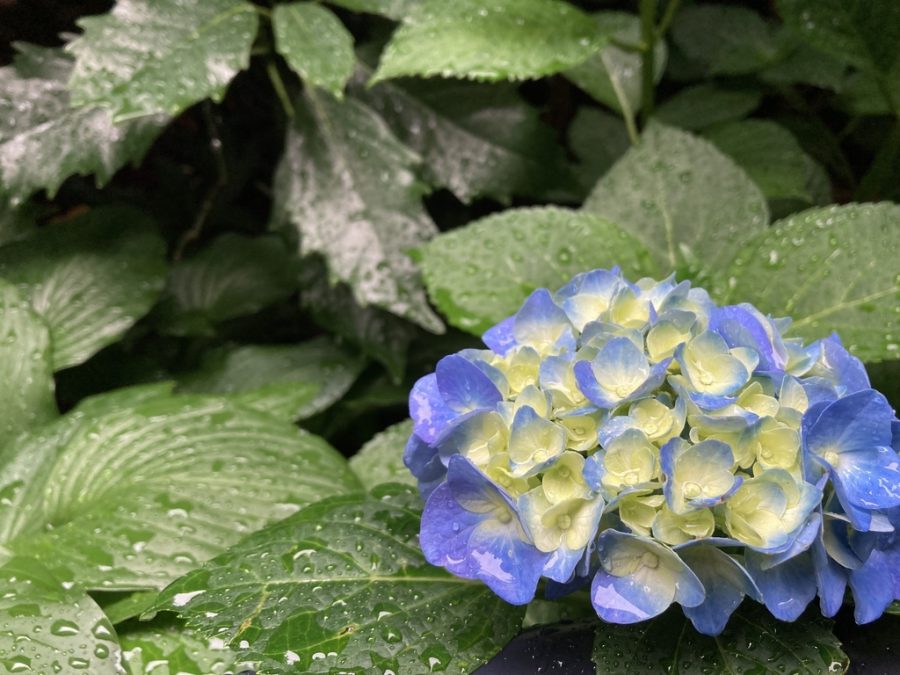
[655,0,681,39]
[639,0,657,127]
[267,61,295,118]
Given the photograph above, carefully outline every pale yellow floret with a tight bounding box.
[559,413,600,452]
[541,451,591,503]
[652,505,715,545]
[617,492,665,536]
[630,398,682,444]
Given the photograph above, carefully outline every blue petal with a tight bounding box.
[709,304,787,373]
[409,373,457,444]
[759,513,822,569]
[435,354,503,414]
[403,434,446,499]
[542,545,586,584]
[815,334,870,394]
[811,537,847,618]
[574,360,619,409]
[745,550,816,621]
[849,549,895,623]
[513,288,573,352]
[830,446,900,511]
[805,389,894,456]
[483,316,516,355]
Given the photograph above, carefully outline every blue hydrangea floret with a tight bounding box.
[406,268,900,634]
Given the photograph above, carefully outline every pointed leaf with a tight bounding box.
[349,420,417,490]
[725,202,900,362]
[273,3,354,98]
[0,206,167,370]
[583,123,769,278]
[67,0,259,120]
[372,0,603,83]
[152,486,524,674]
[272,92,442,332]
[419,207,656,334]
[654,84,762,132]
[119,621,248,674]
[568,107,630,194]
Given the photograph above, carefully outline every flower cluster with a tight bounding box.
[405,268,900,635]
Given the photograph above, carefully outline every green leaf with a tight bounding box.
[0,557,120,674]
[420,207,656,334]
[361,79,574,204]
[273,3,354,98]
[177,337,365,422]
[0,279,56,446]
[272,91,442,332]
[758,41,847,90]
[325,0,418,20]
[725,202,900,362]
[569,107,631,195]
[349,420,417,490]
[838,63,900,116]
[591,605,848,674]
[157,233,298,337]
[97,590,159,625]
[119,620,247,674]
[0,206,167,370]
[670,4,783,75]
[371,0,603,83]
[704,120,820,203]
[0,386,361,590]
[654,84,762,132]
[0,200,37,246]
[565,12,667,115]
[67,0,259,120]
[152,485,524,674]
[0,45,164,204]
[583,123,769,279]
[777,0,900,75]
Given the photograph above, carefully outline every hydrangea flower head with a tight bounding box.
[407,268,900,634]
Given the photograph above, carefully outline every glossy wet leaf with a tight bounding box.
[0,385,361,590]
[704,120,821,203]
[349,420,417,490]
[0,44,164,204]
[777,0,900,74]
[566,11,667,115]
[157,233,298,337]
[591,605,848,674]
[67,0,259,120]
[654,84,762,132]
[583,123,769,279]
[0,206,167,370]
[119,621,248,675]
[371,0,603,83]
[361,79,573,204]
[420,207,656,334]
[568,107,631,195]
[273,3,354,98]
[97,590,159,625]
[0,557,120,675]
[0,279,56,447]
[272,91,442,332]
[177,337,365,422]
[726,202,900,362]
[152,485,524,674]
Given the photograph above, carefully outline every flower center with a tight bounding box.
[639,551,659,569]
[557,515,572,530]
[683,482,702,499]
[496,508,512,524]
[822,449,841,467]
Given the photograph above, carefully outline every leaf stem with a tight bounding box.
[267,61,296,118]
[639,0,657,127]
[655,0,682,39]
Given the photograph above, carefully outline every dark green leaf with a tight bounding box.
[838,63,900,116]
[591,605,848,674]
[0,206,167,370]
[119,621,248,674]
[0,279,56,446]
[157,233,298,337]
[0,557,120,674]
[566,12,667,115]
[1,385,361,590]
[0,45,164,204]
[273,3,354,98]
[758,41,847,90]
[349,420,417,490]
[420,207,656,334]
[725,202,900,362]
[654,84,762,132]
[371,0,603,83]
[67,0,259,120]
[0,200,37,246]
[177,337,365,422]
[272,91,442,332]
[325,0,419,20]
[152,486,524,674]
[569,107,631,195]
[361,79,574,204]
[583,123,769,279]
[97,591,159,626]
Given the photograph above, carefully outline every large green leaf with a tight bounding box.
[371,0,603,83]
[325,0,418,20]
[0,557,121,674]
[569,108,631,195]
[157,233,298,337]
[654,84,762,132]
[0,206,167,370]
[591,606,848,674]
[273,3,354,99]
[0,280,56,446]
[0,45,164,204]
[272,91,442,332]
[0,385,361,590]
[419,207,656,334]
[177,337,365,422]
[565,11,667,115]
[726,202,900,362]
[777,0,900,75]
[583,123,769,279]
[67,0,259,120]
[349,420,417,490]
[361,79,574,204]
[119,621,248,674]
[152,486,525,674]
